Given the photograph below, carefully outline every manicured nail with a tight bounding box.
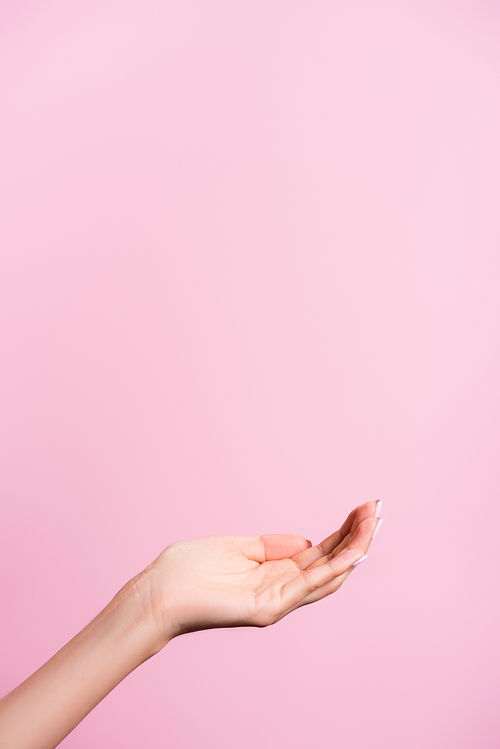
[375,500,383,518]
[352,554,368,567]
[372,517,383,539]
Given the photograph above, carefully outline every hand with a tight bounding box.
[143,500,382,645]
[0,502,382,749]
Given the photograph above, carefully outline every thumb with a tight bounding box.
[237,534,312,562]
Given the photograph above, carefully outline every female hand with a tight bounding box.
[144,500,382,645]
[0,501,382,749]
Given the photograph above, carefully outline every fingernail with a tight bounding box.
[306,539,312,548]
[352,554,368,567]
[372,517,383,539]
[375,500,383,518]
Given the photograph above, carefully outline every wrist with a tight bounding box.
[120,566,175,657]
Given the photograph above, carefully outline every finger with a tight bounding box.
[291,530,344,571]
[318,516,375,567]
[337,501,377,547]
[282,513,381,617]
[291,504,361,571]
[299,502,377,572]
[292,541,373,610]
[278,547,365,614]
[289,566,355,611]
[339,501,378,534]
[346,516,378,554]
[234,534,312,563]
[325,529,352,559]
[278,516,378,614]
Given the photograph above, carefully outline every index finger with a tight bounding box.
[291,503,361,571]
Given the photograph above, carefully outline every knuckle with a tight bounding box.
[359,517,374,531]
[305,569,321,593]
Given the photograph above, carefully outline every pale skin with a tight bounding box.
[0,500,383,749]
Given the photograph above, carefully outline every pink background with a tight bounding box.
[1,1,499,747]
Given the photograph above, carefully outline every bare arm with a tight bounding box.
[0,500,382,749]
[0,574,165,749]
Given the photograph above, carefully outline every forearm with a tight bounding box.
[0,572,167,749]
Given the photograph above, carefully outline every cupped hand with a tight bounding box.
[144,501,382,644]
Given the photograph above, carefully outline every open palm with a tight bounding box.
[146,501,382,641]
